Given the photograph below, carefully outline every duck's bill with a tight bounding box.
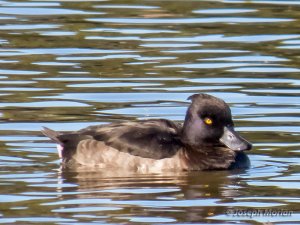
[219,126,252,151]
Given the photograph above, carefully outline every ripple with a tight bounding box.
[0,101,89,108]
[235,0,300,5]
[44,198,112,206]
[52,206,122,213]
[0,156,32,162]
[0,194,54,203]
[248,181,300,189]
[134,85,240,92]
[0,48,135,56]
[0,59,18,63]
[113,199,283,208]
[140,43,201,48]
[0,88,49,92]
[187,77,300,85]
[143,34,300,43]
[39,92,187,103]
[243,89,300,94]
[0,7,102,15]
[270,173,300,181]
[281,39,300,45]
[126,216,176,223]
[1,2,61,7]
[239,116,300,123]
[0,122,99,131]
[0,69,44,75]
[68,82,162,88]
[0,217,76,223]
[0,39,9,45]
[0,16,16,20]
[83,27,178,34]
[244,126,300,133]
[0,24,61,30]
[193,8,257,14]
[159,62,262,69]
[94,5,160,9]
[39,31,77,36]
[200,55,288,62]
[235,196,300,202]
[85,35,141,41]
[32,61,79,66]
[163,49,250,54]
[106,188,180,194]
[57,54,140,61]
[278,45,300,49]
[228,66,300,73]
[87,17,293,24]
[99,106,184,117]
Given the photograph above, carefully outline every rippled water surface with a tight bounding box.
[0,0,300,224]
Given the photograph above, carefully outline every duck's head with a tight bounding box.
[182,93,252,151]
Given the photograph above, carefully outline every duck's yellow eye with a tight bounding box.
[204,117,213,125]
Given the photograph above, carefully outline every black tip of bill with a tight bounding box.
[220,126,252,151]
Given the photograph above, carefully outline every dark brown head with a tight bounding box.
[182,93,252,151]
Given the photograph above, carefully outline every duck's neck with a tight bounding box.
[181,111,203,147]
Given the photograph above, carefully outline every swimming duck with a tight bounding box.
[42,93,251,172]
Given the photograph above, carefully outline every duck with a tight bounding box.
[42,93,252,172]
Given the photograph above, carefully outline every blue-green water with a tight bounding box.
[0,0,299,224]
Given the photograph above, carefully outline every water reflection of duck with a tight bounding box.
[58,169,248,223]
[42,93,251,172]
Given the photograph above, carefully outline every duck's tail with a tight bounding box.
[42,127,64,159]
[41,127,63,145]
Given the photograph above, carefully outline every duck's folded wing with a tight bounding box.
[79,119,183,159]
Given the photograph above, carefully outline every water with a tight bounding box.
[0,0,299,224]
